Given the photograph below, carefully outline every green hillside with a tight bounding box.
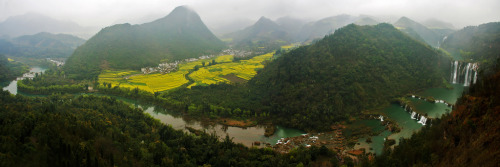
[64,6,226,80]
[441,22,500,70]
[224,17,290,51]
[250,23,450,130]
[296,14,357,42]
[0,32,85,58]
[0,54,27,82]
[394,17,449,48]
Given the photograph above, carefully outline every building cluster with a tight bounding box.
[46,58,65,66]
[140,49,251,74]
[222,49,251,57]
[141,61,179,74]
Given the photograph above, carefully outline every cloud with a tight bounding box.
[0,0,498,29]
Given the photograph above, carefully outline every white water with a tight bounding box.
[464,63,471,86]
[418,116,427,125]
[411,111,416,119]
[379,115,384,122]
[473,70,478,84]
[452,61,458,84]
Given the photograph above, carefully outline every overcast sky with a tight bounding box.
[1,0,499,29]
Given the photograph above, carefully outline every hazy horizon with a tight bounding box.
[1,0,499,30]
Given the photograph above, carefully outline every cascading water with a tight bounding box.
[473,63,478,84]
[464,63,471,86]
[418,116,427,125]
[452,61,458,84]
[379,115,384,122]
[411,111,416,119]
[450,61,479,86]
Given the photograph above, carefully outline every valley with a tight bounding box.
[1,2,499,167]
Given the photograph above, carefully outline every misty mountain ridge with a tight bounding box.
[422,18,456,29]
[64,6,226,80]
[393,16,453,47]
[0,13,98,39]
[0,32,85,58]
[223,16,291,50]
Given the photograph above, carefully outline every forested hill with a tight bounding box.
[0,91,334,166]
[64,6,225,80]
[0,54,27,82]
[393,17,449,48]
[250,23,450,130]
[0,32,85,58]
[441,22,500,71]
[374,59,500,167]
[224,17,290,51]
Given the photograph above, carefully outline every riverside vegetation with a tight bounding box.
[2,5,500,166]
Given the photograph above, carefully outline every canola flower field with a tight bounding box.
[98,52,273,93]
[188,52,273,87]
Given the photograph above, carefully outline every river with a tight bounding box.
[2,67,47,95]
[2,67,467,152]
[1,67,304,147]
[354,83,465,155]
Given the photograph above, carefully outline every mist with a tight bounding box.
[1,0,499,30]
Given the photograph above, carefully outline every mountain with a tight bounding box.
[422,18,455,29]
[354,17,379,26]
[209,18,255,37]
[0,13,97,39]
[275,16,308,38]
[296,14,357,42]
[441,22,500,69]
[64,6,226,80]
[0,32,86,58]
[393,17,446,47]
[249,23,450,130]
[223,17,290,50]
[374,59,500,166]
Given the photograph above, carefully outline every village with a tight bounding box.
[140,49,253,74]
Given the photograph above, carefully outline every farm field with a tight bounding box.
[188,52,273,87]
[98,52,274,92]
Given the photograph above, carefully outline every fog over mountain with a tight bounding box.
[1,0,498,31]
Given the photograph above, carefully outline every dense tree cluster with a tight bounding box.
[0,54,28,82]
[0,91,339,166]
[17,67,86,94]
[249,23,450,130]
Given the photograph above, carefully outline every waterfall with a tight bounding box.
[450,62,455,83]
[464,63,471,86]
[473,70,478,84]
[452,61,458,84]
[418,116,427,125]
[473,63,478,84]
[379,115,384,122]
[411,111,416,119]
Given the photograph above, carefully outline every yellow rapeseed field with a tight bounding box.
[98,52,275,91]
[188,52,273,87]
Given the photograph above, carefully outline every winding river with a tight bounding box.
[1,67,304,147]
[2,66,466,153]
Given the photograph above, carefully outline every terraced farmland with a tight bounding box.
[188,52,273,87]
[98,52,274,92]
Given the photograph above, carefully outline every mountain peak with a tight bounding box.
[170,5,195,15]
